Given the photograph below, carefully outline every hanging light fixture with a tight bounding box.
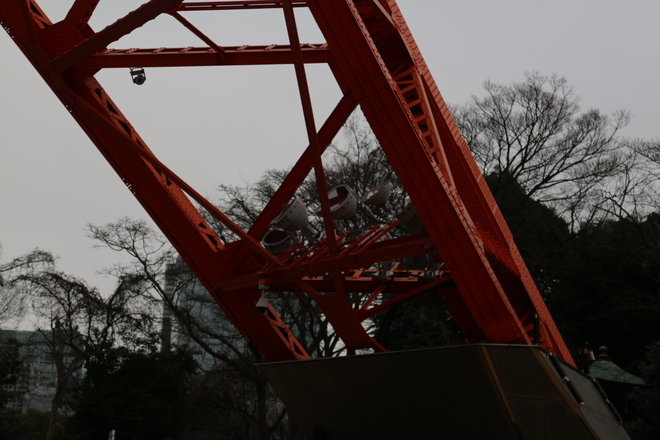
[362,181,396,221]
[397,201,426,233]
[272,197,317,241]
[129,67,146,85]
[262,228,298,255]
[328,184,358,221]
[363,181,392,208]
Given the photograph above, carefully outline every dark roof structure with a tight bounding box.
[590,346,644,385]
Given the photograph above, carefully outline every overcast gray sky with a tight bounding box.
[1,0,659,299]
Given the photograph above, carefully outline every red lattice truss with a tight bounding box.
[0,0,574,364]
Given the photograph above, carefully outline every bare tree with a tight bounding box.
[625,138,660,215]
[15,268,157,440]
[216,114,406,235]
[452,71,634,229]
[0,246,54,325]
[87,218,289,440]
[84,116,421,438]
[214,114,420,357]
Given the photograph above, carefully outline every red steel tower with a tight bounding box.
[1,2,630,438]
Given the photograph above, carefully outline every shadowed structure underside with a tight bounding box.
[261,345,630,440]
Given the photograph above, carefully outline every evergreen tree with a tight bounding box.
[68,348,195,440]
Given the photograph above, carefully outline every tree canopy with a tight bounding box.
[452,71,638,229]
[67,348,196,440]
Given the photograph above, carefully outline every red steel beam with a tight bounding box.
[0,0,309,361]
[1,0,574,364]
[307,0,573,363]
[168,11,229,64]
[246,93,356,242]
[64,0,100,32]
[384,0,570,361]
[170,1,307,11]
[77,44,332,69]
[308,0,524,342]
[52,0,182,72]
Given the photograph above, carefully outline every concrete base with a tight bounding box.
[260,344,630,439]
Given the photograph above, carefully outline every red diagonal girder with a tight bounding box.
[383,0,569,360]
[1,0,574,364]
[385,1,567,357]
[310,0,523,343]
[307,0,573,363]
[52,0,182,72]
[1,0,388,359]
[336,0,563,354]
[62,0,100,42]
[0,0,309,361]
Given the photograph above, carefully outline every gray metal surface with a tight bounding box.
[260,344,630,439]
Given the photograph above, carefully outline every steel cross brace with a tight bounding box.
[1,0,574,363]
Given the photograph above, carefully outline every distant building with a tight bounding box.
[162,261,246,371]
[0,329,82,412]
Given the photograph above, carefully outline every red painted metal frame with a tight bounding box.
[78,44,332,68]
[0,0,574,364]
